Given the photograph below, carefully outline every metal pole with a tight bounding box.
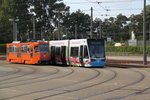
[149,23,150,40]
[9,18,19,41]
[90,7,93,38]
[60,26,62,40]
[99,21,102,39]
[66,28,68,39]
[14,22,17,41]
[75,23,77,39]
[13,21,15,41]
[33,17,36,40]
[58,10,60,40]
[143,0,147,65]
[41,27,43,40]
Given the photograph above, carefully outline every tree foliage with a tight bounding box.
[0,1,150,43]
[0,0,13,43]
[62,10,90,39]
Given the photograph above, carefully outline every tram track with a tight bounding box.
[0,68,117,100]
[0,61,150,100]
[0,66,72,90]
[0,62,24,77]
[0,67,75,100]
[77,68,145,100]
[110,87,150,100]
[103,68,150,100]
[33,68,102,100]
[0,66,59,86]
[0,67,101,100]
[34,68,117,100]
[0,66,21,77]
[0,64,37,83]
[106,60,150,68]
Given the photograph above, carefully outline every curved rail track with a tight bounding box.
[0,66,59,86]
[0,61,150,100]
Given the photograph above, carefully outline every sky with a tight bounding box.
[61,0,150,20]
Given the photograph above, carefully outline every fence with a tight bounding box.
[129,40,150,46]
[106,46,145,56]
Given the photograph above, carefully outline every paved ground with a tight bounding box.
[0,61,150,100]
[107,56,150,61]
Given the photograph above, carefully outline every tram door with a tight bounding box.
[17,46,21,58]
[80,45,84,66]
[51,46,56,64]
[80,45,89,66]
[61,46,66,65]
[17,46,21,63]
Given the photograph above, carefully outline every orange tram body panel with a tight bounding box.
[6,42,50,64]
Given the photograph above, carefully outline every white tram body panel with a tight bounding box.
[49,39,105,67]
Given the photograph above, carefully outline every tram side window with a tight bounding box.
[56,47,61,57]
[21,45,25,52]
[9,46,13,52]
[21,45,30,53]
[71,47,79,57]
[84,46,89,58]
[27,45,30,53]
[14,46,17,52]
[21,45,26,53]
[9,45,17,52]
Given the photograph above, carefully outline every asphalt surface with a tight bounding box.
[107,56,150,61]
[0,61,150,100]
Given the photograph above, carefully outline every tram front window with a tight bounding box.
[88,40,105,59]
[40,44,49,53]
[34,46,39,53]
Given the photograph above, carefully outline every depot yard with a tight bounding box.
[0,61,150,100]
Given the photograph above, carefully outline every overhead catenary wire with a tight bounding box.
[64,0,150,4]
[13,7,143,12]
[6,0,150,21]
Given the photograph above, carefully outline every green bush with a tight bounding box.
[0,44,6,53]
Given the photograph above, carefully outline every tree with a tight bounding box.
[30,0,70,40]
[115,14,130,41]
[0,0,14,43]
[129,14,143,40]
[146,5,150,40]
[0,0,32,42]
[102,14,130,41]
[147,5,150,21]
[62,10,90,39]
[11,0,32,41]
[93,18,103,39]
[0,0,70,42]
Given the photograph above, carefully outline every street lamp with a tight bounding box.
[9,18,19,41]
[53,10,69,40]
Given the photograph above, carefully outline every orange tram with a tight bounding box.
[6,41,50,64]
